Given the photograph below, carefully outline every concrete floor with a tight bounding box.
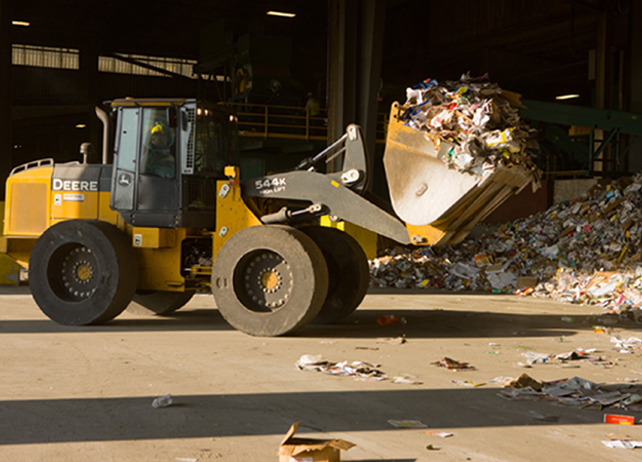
[0,287,641,461]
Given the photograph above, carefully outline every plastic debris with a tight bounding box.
[151,394,173,409]
[611,335,642,352]
[431,357,475,371]
[295,354,330,371]
[604,414,636,425]
[425,430,454,438]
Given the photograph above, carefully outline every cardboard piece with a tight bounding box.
[509,373,543,391]
[278,422,355,462]
[516,276,538,289]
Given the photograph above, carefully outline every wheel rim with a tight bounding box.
[48,243,99,302]
[234,249,293,313]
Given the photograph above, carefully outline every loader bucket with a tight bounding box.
[383,102,536,246]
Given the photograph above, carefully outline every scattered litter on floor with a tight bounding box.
[602,440,642,449]
[388,419,428,428]
[425,444,439,450]
[324,361,387,381]
[295,354,330,371]
[432,357,475,371]
[496,374,642,412]
[296,355,420,384]
[604,414,636,425]
[452,380,486,387]
[517,348,611,368]
[376,336,407,345]
[377,314,400,326]
[278,421,355,461]
[425,430,453,438]
[392,374,423,385]
[611,335,642,352]
[508,373,543,391]
[151,393,173,409]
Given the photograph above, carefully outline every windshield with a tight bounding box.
[194,107,238,175]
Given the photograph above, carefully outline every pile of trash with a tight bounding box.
[401,73,538,174]
[370,174,642,319]
[497,373,642,412]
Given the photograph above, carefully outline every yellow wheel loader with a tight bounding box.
[2,98,534,336]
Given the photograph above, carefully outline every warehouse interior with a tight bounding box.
[3,4,642,458]
[1,0,642,206]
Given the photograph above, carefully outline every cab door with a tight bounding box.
[111,106,179,227]
[111,106,138,211]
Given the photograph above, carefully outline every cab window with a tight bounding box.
[140,107,176,179]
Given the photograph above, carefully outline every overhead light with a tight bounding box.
[12,20,30,27]
[556,94,580,101]
[267,11,296,18]
[75,124,86,129]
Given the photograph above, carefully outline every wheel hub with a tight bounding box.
[74,262,93,282]
[238,250,292,312]
[53,244,98,301]
[260,269,281,292]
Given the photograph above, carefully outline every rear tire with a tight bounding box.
[127,291,194,316]
[29,220,139,326]
[301,226,370,324]
[211,226,328,336]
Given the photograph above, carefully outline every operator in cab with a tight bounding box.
[144,123,175,178]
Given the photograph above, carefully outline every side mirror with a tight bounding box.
[168,105,178,128]
[181,109,189,131]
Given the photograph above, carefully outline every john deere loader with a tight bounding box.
[1,98,534,336]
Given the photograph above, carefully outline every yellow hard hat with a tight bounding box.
[151,124,164,134]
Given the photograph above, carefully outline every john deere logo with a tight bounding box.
[118,173,132,186]
[52,178,98,192]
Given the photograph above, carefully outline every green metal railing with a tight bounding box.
[520,100,642,179]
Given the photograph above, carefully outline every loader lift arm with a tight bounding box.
[241,124,412,245]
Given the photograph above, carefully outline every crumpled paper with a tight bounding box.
[400,73,539,175]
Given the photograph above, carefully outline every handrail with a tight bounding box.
[10,158,54,176]
[221,102,389,144]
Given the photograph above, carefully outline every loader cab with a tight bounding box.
[109,98,238,229]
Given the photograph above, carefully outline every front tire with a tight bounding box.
[29,220,139,326]
[211,226,328,336]
[301,226,369,324]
